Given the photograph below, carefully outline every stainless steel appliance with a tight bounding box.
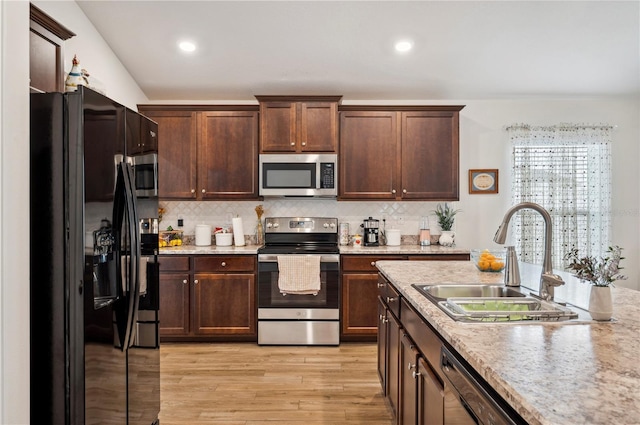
[441,347,523,425]
[259,154,337,197]
[362,216,380,246]
[257,217,340,345]
[30,87,160,425]
[130,152,158,197]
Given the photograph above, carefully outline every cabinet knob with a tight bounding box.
[408,362,416,370]
[377,282,385,288]
[290,142,295,146]
[221,262,226,267]
[191,189,196,194]
[301,142,306,146]
[370,261,376,266]
[386,296,396,303]
[412,371,421,379]
[391,189,396,194]
[182,279,188,284]
[201,189,206,193]
[194,279,199,284]
[403,189,407,194]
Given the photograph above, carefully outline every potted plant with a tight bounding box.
[433,203,460,246]
[564,245,626,321]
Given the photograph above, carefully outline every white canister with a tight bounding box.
[386,229,401,246]
[195,224,212,246]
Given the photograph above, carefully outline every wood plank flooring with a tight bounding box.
[159,342,394,425]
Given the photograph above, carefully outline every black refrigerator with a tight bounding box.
[30,86,160,425]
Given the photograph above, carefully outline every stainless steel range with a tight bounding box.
[257,217,340,345]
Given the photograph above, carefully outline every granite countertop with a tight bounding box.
[159,244,260,255]
[160,244,469,256]
[375,260,640,425]
[339,244,470,255]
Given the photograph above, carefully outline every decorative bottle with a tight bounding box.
[419,216,431,246]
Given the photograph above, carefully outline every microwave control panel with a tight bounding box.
[320,163,335,189]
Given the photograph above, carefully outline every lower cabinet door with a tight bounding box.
[388,311,402,421]
[417,357,444,425]
[192,273,256,336]
[400,333,420,425]
[377,298,388,392]
[341,273,379,339]
[158,273,190,336]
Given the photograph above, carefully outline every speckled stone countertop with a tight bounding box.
[159,244,260,255]
[160,244,469,256]
[375,260,640,425]
[339,244,470,255]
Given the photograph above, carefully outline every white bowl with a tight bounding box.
[215,233,233,246]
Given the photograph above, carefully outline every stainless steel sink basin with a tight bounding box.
[411,284,579,323]
[413,284,527,301]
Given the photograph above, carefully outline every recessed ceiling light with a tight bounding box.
[395,40,413,53]
[178,41,196,52]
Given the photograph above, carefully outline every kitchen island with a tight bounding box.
[375,260,640,425]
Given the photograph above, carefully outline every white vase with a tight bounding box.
[439,231,455,247]
[588,285,613,321]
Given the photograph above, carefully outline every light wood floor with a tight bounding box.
[159,342,394,425]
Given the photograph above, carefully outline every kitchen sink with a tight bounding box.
[412,284,579,323]
[413,284,527,301]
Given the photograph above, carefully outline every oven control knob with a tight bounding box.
[266,223,273,228]
[323,223,329,228]
[273,223,279,228]
[329,223,336,228]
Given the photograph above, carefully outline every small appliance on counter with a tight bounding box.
[361,217,380,246]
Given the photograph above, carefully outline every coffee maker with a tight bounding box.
[361,217,380,246]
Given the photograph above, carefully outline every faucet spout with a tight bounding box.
[493,202,564,301]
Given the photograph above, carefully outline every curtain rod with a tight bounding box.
[504,123,617,131]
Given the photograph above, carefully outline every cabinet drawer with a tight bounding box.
[400,298,442,376]
[194,255,256,272]
[159,256,190,271]
[378,274,401,318]
[342,255,406,272]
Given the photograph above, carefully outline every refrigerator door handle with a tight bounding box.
[122,162,142,349]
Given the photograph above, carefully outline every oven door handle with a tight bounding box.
[258,254,340,263]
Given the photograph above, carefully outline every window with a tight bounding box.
[507,124,613,269]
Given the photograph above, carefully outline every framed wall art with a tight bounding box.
[469,169,498,194]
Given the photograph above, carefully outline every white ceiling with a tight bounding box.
[76,0,640,102]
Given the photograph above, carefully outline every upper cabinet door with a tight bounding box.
[339,111,399,200]
[141,110,198,199]
[257,96,341,153]
[400,111,459,201]
[198,111,259,199]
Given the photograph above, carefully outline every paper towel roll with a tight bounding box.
[195,224,212,246]
[232,217,245,246]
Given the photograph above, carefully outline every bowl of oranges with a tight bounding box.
[471,249,506,272]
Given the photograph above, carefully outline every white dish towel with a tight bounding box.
[277,255,321,295]
[121,256,149,295]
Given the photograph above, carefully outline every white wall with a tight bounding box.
[32,0,149,109]
[1,1,30,423]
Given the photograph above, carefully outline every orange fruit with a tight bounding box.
[490,261,505,271]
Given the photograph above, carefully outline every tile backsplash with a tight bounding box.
[159,199,457,241]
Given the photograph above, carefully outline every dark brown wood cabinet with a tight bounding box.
[159,255,257,341]
[138,106,259,200]
[341,254,468,341]
[29,4,75,93]
[378,284,402,423]
[256,95,341,153]
[127,109,158,155]
[198,111,259,199]
[339,106,464,201]
[158,256,191,336]
[139,109,198,199]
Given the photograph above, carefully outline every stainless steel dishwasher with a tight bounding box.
[440,346,525,425]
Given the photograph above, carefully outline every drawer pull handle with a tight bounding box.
[221,262,226,267]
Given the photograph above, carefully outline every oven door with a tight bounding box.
[257,254,339,313]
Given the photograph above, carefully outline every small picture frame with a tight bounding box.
[469,169,498,194]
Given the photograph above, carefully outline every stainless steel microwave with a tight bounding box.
[129,152,158,197]
[259,154,337,197]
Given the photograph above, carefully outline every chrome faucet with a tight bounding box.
[493,202,565,301]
